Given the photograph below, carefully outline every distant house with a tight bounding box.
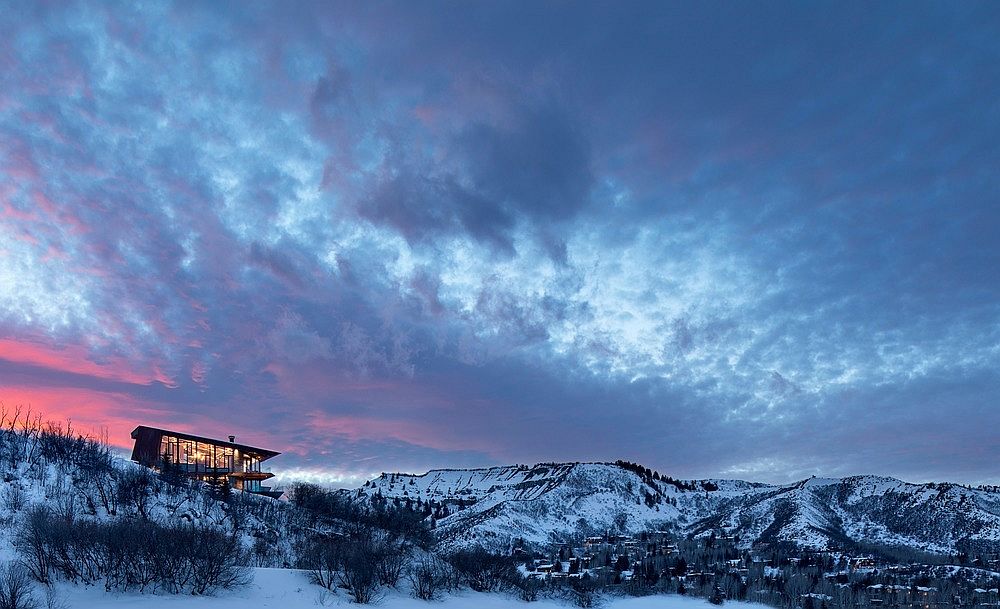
[130,425,282,498]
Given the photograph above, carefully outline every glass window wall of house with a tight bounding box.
[241,454,261,473]
[158,435,236,471]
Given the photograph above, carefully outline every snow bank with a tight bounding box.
[48,567,771,609]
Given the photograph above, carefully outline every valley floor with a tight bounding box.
[48,568,770,609]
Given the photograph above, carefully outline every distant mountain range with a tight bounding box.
[356,461,1000,554]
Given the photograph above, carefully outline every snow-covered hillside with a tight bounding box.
[0,425,297,574]
[358,462,1000,554]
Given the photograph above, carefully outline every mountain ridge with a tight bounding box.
[353,461,1000,555]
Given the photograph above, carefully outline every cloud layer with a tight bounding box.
[1,1,998,485]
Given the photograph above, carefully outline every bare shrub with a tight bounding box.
[114,468,156,519]
[298,533,344,591]
[515,575,544,602]
[0,563,39,609]
[13,508,250,595]
[299,525,411,603]
[371,530,408,587]
[408,556,450,600]
[446,548,519,593]
[2,485,26,513]
[51,488,77,525]
[14,506,52,584]
[251,534,281,568]
[78,461,118,517]
[43,587,66,609]
[339,529,382,604]
[188,527,252,594]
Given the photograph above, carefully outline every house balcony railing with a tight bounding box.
[175,462,273,478]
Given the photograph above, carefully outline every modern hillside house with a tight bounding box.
[130,425,282,498]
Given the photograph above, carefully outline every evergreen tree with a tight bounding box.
[674,557,688,576]
[219,476,233,502]
[615,554,631,572]
[709,584,725,605]
[159,450,183,486]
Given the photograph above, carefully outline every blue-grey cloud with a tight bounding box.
[0,1,998,486]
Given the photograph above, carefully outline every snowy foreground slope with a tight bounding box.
[47,567,769,609]
[358,462,1000,553]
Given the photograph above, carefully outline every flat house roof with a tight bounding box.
[130,425,281,461]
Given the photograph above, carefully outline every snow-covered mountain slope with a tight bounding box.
[357,462,1000,554]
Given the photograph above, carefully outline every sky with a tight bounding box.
[1,1,998,487]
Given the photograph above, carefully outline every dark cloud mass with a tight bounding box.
[0,1,998,486]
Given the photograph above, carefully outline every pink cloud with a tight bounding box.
[0,338,161,386]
